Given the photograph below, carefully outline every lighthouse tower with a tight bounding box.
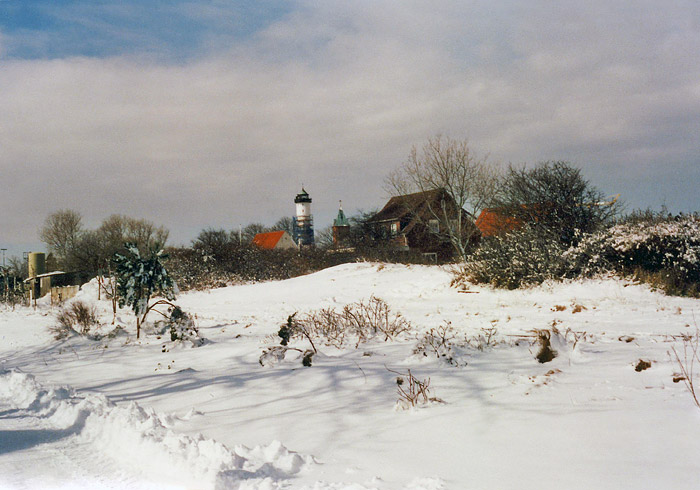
[293,187,315,247]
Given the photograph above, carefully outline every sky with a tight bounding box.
[1,0,699,258]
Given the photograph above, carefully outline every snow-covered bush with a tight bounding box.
[564,214,700,296]
[413,323,499,366]
[164,247,232,291]
[456,213,700,296]
[259,314,317,367]
[461,226,566,289]
[163,306,204,346]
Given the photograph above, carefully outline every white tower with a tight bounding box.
[293,188,314,247]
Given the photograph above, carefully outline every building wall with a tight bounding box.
[51,285,80,304]
[275,232,300,250]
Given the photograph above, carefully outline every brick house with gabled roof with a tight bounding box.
[368,188,477,260]
[252,231,299,251]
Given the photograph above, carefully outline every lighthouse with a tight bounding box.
[293,187,315,247]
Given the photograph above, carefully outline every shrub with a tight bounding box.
[414,323,456,361]
[564,214,700,296]
[166,306,203,346]
[388,368,444,409]
[297,296,412,348]
[113,243,176,338]
[466,326,500,351]
[413,323,499,366]
[258,315,316,367]
[51,300,99,339]
[261,298,411,366]
[461,225,566,289]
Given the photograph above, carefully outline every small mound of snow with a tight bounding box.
[237,439,315,476]
[405,476,445,489]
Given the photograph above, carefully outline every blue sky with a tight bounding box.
[1,1,699,258]
[0,0,292,59]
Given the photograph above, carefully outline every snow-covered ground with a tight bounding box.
[1,262,700,489]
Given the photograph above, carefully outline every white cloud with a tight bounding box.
[1,1,699,247]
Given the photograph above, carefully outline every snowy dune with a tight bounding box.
[1,263,699,489]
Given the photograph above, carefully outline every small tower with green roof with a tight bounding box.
[332,201,351,247]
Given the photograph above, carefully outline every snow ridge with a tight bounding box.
[0,370,314,489]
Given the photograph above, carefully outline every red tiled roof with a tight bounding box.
[252,230,286,250]
[475,208,522,237]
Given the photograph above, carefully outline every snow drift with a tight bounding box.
[0,370,314,490]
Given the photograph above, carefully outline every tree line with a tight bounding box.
[34,135,621,281]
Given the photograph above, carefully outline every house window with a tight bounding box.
[391,222,400,236]
[428,219,440,234]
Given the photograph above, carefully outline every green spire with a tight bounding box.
[334,201,350,227]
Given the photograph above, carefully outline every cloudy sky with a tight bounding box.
[1,1,699,257]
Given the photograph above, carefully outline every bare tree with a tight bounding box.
[315,226,335,250]
[39,209,84,268]
[97,214,169,258]
[192,228,237,260]
[241,223,268,244]
[67,230,105,272]
[493,161,620,246]
[386,136,500,261]
[272,216,295,235]
[7,256,27,280]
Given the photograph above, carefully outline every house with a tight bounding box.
[368,188,476,260]
[252,231,299,251]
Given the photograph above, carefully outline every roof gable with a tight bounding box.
[370,189,450,223]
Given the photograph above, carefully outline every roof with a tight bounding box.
[475,208,522,237]
[252,231,287,250]
[294,188,312,204]
[333,206,350,227]
[369,189,448,224]
[24,271,67,283]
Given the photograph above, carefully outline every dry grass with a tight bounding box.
[388,368,444,409]
[671,328,700,408]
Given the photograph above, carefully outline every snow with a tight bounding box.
[1,262,700,489]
